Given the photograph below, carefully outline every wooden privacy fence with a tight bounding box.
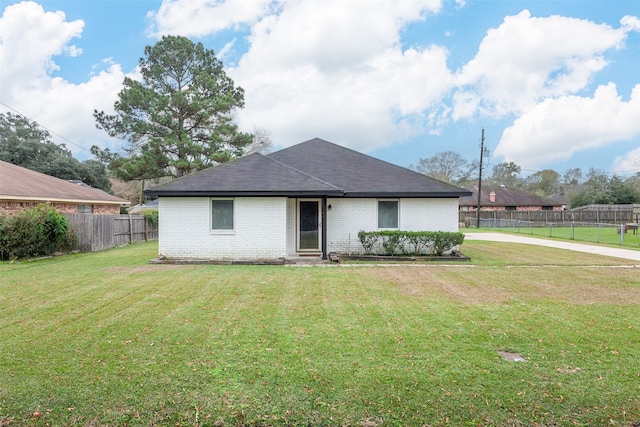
[459,209,635,227]
[65,214,158,252]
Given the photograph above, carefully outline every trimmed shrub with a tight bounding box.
[378,230,407,256]
[0,204,76,261]
[357,230,380,254]
[431,231,465,256]
[357,230,465,256]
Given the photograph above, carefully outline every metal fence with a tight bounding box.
[65,214,158,252]
[460,209,634,227]
[476,217,638,246]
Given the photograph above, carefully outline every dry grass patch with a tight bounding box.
[366,265,640,305]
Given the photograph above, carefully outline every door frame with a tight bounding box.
[296,198,322,252]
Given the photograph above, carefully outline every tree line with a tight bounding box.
[0,112,111,192]
[415,151,640,208]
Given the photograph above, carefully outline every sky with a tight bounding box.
[1,0,640,179]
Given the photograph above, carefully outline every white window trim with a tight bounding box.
[377,199,400,229]
[210,198,235,234]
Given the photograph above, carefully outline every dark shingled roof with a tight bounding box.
[146,138,472,198]
[459,185,563,208]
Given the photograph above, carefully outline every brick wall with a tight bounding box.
[0,200,120,215]
[158,196,288,260]
[158,196,460,260]
[326,197,460,254]
[92,204,121,214]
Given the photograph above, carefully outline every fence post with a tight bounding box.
[128,213,133,244]
[620,224,624,246]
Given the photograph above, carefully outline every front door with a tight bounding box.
[297,199,321,252]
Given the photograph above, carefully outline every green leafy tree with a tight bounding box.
[94,35,253,178]
[91,145,167,204]
[524,169,561,196]
[608,175,640,204]
[568,168,640,207]
[0,112,111,192]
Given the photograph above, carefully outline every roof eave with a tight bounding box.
[0,195,129,205]
[343,191,473,198]
[144,190,345,197]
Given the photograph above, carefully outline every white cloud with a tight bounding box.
[0,2,83,96]
[225,0,447,151]
[613,147,640,174]
[146,0,445,151]
[147,0,278,37]
[3,0,638,172]
[452,10,629,120]
[232,45,452,150]
[494,83,640,169]
[621,15,640,32]
[0,1,130,157]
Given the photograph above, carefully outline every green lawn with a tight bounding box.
[1,241,639,426]
[476,224,640,248]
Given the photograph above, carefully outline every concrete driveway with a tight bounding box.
[465,232,640,262]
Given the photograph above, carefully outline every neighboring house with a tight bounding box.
[145,138,471,261]
[0,160,129,214]
[459,185,565,212]
[127,198,158,214]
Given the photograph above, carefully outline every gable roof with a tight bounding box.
[459,185,562,208]
[0,160,129,205]
[146,138,471,198]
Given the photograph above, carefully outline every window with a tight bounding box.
[211,199,234,230]
[77,204,93,213]
[378,200,398,229]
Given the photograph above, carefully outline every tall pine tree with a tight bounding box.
[94,35,253,178]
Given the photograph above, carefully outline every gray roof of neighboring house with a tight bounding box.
[145,138,472,198]
[0,160,129,205]
[459,185,562,207]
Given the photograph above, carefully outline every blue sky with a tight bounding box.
[1,0,639,179]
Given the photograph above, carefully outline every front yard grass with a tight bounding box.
[1,241,639,426]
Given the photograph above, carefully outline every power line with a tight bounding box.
[0,100,92,154]
[483,161,640,177]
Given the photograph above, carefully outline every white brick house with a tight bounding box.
[146,138,471,262]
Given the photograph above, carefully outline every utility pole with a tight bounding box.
[476,128,485,228]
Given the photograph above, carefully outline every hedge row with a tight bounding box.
[357,230,465,256]
[0,204,77,261]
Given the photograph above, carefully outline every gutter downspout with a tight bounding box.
[322,197,328,260]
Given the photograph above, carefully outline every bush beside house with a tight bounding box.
[357,230,465,256]
[0,204,76,260]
